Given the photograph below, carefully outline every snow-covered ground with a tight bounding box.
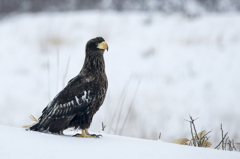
[0,125,239,159]
[0,11,240,146]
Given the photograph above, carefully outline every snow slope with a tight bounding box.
[0,11,240,144]
[0,125,239,159]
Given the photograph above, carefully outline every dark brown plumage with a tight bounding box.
[28,37,108,137]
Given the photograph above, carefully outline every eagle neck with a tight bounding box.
[82,52,105,75]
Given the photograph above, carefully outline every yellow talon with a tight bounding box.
[73,129,102,138]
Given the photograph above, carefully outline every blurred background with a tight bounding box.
[0,0,240,146]
[1,0,240,13]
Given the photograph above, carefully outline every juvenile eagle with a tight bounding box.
[28,37,108,138]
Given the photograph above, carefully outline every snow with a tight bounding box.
[0,125,239,159]
[0,11,240,146]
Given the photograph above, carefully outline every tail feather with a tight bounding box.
[23,114,72,134]
[28,122,41,131]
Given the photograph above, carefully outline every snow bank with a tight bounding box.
[0,125,239,159]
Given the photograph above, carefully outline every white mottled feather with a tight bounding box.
[75,96,80,105]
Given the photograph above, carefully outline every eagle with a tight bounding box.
[27,37,108,138]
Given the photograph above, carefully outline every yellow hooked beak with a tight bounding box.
[97,41,109,51]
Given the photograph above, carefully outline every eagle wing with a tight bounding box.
[33,75,96,133]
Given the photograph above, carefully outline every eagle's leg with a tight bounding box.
[85,129,102,138]
[73,129,101,138]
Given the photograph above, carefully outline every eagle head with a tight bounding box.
[86,37,109,53]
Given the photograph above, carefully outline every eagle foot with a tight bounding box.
[90,134,102,138]
[73,133,102,138]
[73,129,102,138]
[85,129,102,138]
[73,133,98,138]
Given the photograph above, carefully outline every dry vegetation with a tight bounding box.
[172,116,240,151]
